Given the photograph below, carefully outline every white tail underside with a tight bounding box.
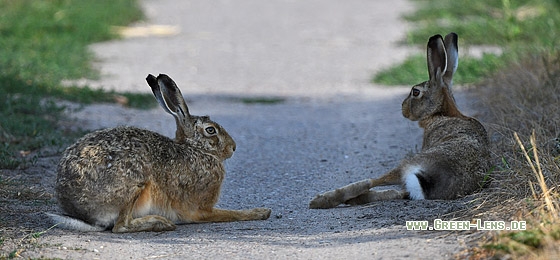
[46,213,106,232]
[402,165,425,200]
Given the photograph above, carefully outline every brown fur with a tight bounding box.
[309,33,491,209]
[50,74,271,232]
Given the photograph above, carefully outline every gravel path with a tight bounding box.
[16,0,485,259]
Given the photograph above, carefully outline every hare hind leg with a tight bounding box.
[111,183,176,233]
[308,179,372,209]
[345,190,408,205]
[112,215,176,233]
[308,168,402,209]
[192,208,272,222]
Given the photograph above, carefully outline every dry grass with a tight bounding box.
[465,51,560,258]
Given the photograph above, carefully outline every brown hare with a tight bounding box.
[48,74,271,232]
[309,33,491,209]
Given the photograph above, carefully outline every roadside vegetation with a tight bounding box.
[377,0,560,258]
[374,0,559,86]
[0,0,153,169]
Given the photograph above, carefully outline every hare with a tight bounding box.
[48,74,271,232]
[309,33,491,209]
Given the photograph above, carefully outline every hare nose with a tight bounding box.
[232,144,236,152]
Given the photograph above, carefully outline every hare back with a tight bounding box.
[403,116,490,199]
[421,116,489,153]
[55,126,225,227]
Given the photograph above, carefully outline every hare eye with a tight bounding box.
[412,89,420,97]
[205,126,216,135]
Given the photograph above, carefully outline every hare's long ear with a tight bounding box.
[426,34,447,86]
[443,33,458,87]
[156,74,191,119]
[146,74,195,138]
[146,74,174,115]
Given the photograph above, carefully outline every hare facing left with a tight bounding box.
[309,33,491,209]
[48,74,271,233]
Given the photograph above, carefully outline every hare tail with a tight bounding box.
[403,165,426,200]
[46,213,107,232]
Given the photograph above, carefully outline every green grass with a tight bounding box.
[0,0,149,169]
[404,0,560,47]
[374,0,560,85]
[0,89,68,168]
[485,223,560,256]
[0,0,143,86]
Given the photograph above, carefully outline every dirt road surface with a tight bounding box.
[3,0,487,259]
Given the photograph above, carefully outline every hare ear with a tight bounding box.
[146,74,192,121]
[443,33,458,87]
[426,34,447,86]
[146,74,174,115]
[157,74,191,119]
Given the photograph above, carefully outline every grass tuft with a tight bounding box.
[480,132,560,258]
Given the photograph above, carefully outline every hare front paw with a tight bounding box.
[252,208,272,220]
[150,218,177,232]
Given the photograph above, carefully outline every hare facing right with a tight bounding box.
[309,33,491,209]
[48,74,271,232]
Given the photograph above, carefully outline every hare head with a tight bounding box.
[402,33,464,122]
[146,74,236,159]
